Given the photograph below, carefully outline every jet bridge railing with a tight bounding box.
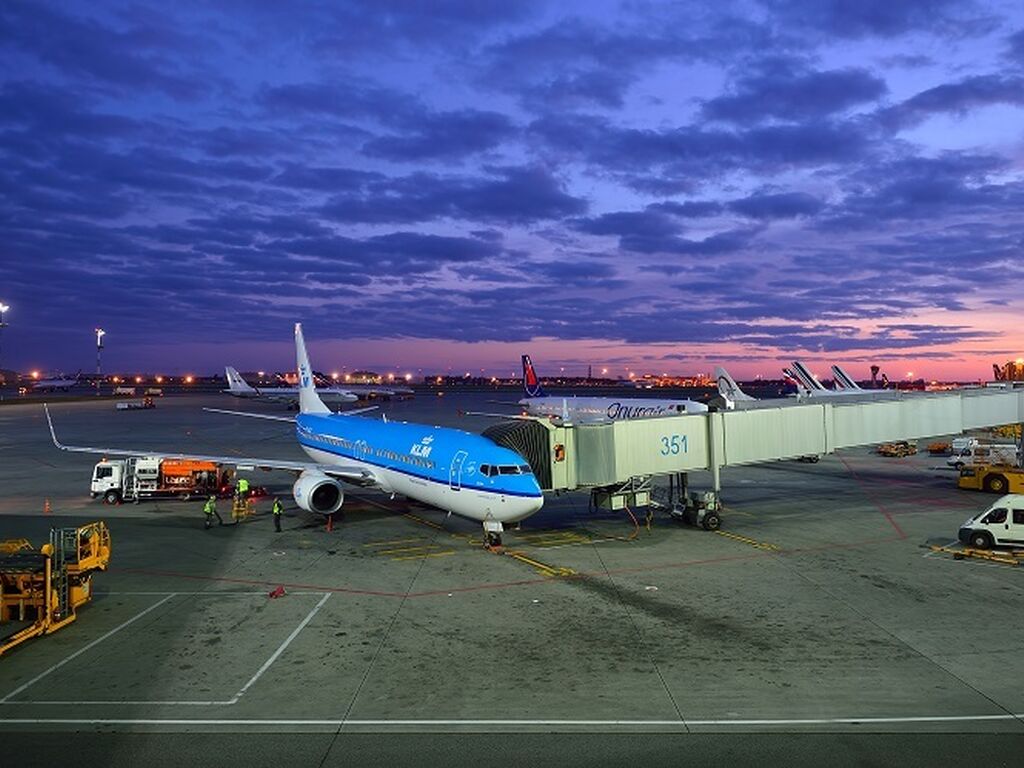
[530,388,1024,493]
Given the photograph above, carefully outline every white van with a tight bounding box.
[958,494,1024,549]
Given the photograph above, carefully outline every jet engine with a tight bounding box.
[292,470,344,515]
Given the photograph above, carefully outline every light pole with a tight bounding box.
[0,302,8,387]
[95,328,105,396]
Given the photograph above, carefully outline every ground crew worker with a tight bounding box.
[203,495,224,529]
[272,497,284,532]
[236,476,250,502]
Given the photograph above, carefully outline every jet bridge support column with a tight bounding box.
[708,411,723,496]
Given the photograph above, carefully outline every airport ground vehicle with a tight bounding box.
[927,441,951,455]
[116,396,155,411]
[112,386,136,396]
[145,387,163,396]
[0,522,110,656]
[947,443,1019,471]
[959,465,1024,494]
[878,440,917,457]
[90,457,230,504]
[958,494,1024,549]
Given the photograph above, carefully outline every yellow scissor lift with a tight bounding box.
[0,522,111,656]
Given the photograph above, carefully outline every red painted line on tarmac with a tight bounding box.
[837,456,908,539]
[109,531,906,600]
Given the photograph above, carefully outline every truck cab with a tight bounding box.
[90,460,127,504]
[958,494,1024,549]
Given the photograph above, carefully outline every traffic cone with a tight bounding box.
[43,498,52,514]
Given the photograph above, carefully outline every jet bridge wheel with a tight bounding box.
[701,512,722,531]
[486,532,503,548]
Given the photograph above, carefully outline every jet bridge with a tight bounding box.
[485,388,1024,527]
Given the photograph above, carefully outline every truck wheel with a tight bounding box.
[984,475,1008,494]
[969,531,993,549]
[182,493,192,502]
[953,462,964,471]
[103,489,121,505]
[701,512,722,531]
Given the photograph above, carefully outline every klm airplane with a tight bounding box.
[46,325,543,546]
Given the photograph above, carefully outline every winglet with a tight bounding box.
[295,323,330,414]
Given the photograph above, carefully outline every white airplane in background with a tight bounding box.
[223,366,358,407]
[469,355,708,423]
[312,373,414,399]
[47,325,544,547]
[31,372,83,391]
[784,361,895,400]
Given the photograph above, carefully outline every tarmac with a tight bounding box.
[1,393,1023,765]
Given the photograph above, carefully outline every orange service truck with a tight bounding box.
[90,457,232,504]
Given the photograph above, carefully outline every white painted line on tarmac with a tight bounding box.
[0,713,1022,728]
[0,594,176,704]
[7,592,333,707]
[232,592,332,702]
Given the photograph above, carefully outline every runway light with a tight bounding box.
[112,376,119,383]
[185,375,194,384]
[331,372,338,380]
[134,376,142,384]
[31,370,39,379]
[387,373,394,381]
[404,373,412,382]
[258,370,265,377]
[601,368,608,375]
[906,371,914,378]
[344,374,351,382]
[155,376,163,384]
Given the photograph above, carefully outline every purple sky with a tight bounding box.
[1,0,1023,380]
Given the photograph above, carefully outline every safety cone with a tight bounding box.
[43,498,52,514]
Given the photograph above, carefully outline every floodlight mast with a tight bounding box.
[95,328,105,396]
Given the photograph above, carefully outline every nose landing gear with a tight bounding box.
[483,520,504,549]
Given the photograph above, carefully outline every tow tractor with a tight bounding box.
[0,522,111,656]
[116,396,155,411]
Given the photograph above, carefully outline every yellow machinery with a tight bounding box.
[959,465,1024,494]
[0,522,111,656]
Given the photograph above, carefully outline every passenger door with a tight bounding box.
[449,450,468,491]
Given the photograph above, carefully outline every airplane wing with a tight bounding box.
[43,405,374,482]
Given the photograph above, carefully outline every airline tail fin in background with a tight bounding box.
[790,361,827,392]
[830,365,863,391]
[295,324,331,415]
[225,366,258,395]
[522,355,546,398]
[715,366,756,404]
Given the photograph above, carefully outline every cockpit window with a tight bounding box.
[498,465,520,475]
[479,464,490,476]
[518,464,533,474]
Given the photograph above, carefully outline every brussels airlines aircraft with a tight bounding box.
[32,371,83,391]
[48,325,544,546]
[518,355,708,422]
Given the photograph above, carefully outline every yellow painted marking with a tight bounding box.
[363,538,429,547]
[390,551,457,562]
[929,545,1022,566]
[403,513,443,530]
[505,550,577,578]
[377,545,451,555]
[714,530,780,551]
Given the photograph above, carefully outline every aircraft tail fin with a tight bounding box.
[295,324,330,415]
[715,366,756,403]
[522,354,546,398]
[225,366,258,395]
[790,361,826,392]
[830,364,862,391]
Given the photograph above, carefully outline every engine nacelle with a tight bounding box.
[292,470,344,515]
